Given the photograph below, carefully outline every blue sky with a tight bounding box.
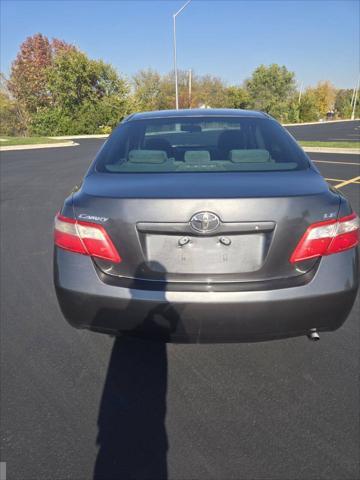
[1,0,359,88]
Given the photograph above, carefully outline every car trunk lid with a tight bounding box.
[72,168,340,285]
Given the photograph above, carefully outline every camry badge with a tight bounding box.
[78,214,109,222]
[190,211,220,233]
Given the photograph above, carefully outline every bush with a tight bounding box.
[30,94,130,135]
[99,125,112,134]
[30,107,75,135]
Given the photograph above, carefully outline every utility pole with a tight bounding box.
[350,85,356,107]
[351,76,359,120]
[173,0,192,110]
[298,82,303,104]
[188,69,192,108]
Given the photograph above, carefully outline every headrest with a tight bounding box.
[128,150,167,164]
[184,150,211,162]
[229,149,271,163]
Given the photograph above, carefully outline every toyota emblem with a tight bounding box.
[190,211,220,233]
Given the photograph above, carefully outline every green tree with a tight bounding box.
[299,89,319,122]
[311,81,336,117]
[245,64,297,121]
[75,94,132,134]
[286,95,301,123]
[133,69,162,111]
[224,86,250,109]
[157,70,191,110]
[299,81,337,121]
[335,89,354,118]
[193,74,227,108]
[139,70,228,110]
[47,50,99,112]
[31,49,131,135]
[0,74,27,135]
[0,91,24,135]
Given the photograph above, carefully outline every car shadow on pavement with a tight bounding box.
[93,262,187,479]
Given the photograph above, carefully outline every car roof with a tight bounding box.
[126,108,269,121]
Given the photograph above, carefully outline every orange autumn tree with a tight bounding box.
[8,33,76,128]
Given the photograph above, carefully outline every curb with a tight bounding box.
[52,134,109,139]
[284,119,359,127]
[0,141,78,152]
[302,146,360,155]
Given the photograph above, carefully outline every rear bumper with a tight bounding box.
[54,248,359,342]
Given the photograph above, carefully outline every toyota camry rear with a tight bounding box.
[53,109,359,342]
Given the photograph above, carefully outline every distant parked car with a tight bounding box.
[54,109,359,342]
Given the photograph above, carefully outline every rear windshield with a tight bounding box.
[95,116,309,173]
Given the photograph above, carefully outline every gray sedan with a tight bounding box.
[53,109,359,342]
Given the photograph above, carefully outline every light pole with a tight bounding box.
[173,0,191,110]
[188,68,192,108]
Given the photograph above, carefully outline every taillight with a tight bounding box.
[290,213,359,263]
[54,213,121,263]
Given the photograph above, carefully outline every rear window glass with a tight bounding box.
[95,116,309,173]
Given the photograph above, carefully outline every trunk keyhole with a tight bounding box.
[219,236,231,246]
[178,236,190,247]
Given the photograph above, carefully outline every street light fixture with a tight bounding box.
[173,0,192,110]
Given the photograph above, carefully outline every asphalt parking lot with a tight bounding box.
[1,137,359,480]
[310,152,360,203]
[287,119,360,142]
